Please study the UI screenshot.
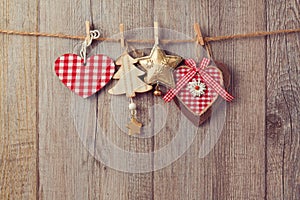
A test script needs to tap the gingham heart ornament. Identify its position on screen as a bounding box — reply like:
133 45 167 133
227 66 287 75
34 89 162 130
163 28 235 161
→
175 65 223 110
54 53 115 98
166 59 231 126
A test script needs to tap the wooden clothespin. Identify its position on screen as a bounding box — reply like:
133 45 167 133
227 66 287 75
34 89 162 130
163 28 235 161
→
194 23 205 46
85 21 91 44
119 23 125 48
194 23 212 58
154 21 159 45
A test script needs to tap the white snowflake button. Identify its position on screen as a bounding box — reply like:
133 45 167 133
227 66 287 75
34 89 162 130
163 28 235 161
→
187 78 206 97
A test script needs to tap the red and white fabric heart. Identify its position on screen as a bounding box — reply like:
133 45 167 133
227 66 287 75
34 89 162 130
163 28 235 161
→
54 54 115 98
163 58 234 116
54 26 115 98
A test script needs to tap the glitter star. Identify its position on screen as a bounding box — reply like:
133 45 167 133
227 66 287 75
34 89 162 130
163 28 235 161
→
138 46 182 88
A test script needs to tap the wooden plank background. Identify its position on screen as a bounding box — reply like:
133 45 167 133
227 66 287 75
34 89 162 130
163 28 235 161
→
0 0 299 199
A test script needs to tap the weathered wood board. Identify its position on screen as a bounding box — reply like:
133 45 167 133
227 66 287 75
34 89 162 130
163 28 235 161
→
0 0 38 199
0 0 299 199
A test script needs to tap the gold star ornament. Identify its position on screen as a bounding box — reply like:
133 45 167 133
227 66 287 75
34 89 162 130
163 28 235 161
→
126 117 142 135
138 46 182 88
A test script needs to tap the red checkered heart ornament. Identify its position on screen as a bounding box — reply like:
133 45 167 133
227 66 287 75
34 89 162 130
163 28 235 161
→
174 66 223 116
54 54 115 98
163 58 232 126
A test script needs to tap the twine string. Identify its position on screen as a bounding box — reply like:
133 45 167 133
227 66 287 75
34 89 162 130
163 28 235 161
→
79 30 100 63
0 28 299 44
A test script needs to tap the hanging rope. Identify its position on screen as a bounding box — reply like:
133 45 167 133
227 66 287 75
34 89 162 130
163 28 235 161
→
0 28 299 44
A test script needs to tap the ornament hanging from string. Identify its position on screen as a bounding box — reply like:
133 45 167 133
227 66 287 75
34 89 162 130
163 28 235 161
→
54 21 115 98
108 24 152 135
163 23 234 125
137 22 183 94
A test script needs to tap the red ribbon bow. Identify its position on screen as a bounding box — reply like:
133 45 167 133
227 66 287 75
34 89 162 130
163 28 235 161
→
163 58 234 102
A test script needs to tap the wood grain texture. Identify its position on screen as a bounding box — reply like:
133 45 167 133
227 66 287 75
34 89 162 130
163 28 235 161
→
152 1 214 200
152 0 266 199
38 0 154 199
0 0 299 199
0 0 38 199
209 0 267 199
93 1 154 199
38 1 98 199
266 0 300 199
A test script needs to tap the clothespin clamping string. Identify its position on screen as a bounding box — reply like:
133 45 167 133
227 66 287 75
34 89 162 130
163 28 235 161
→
80 21 100 64
194 23 212 59
119 23 125 49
